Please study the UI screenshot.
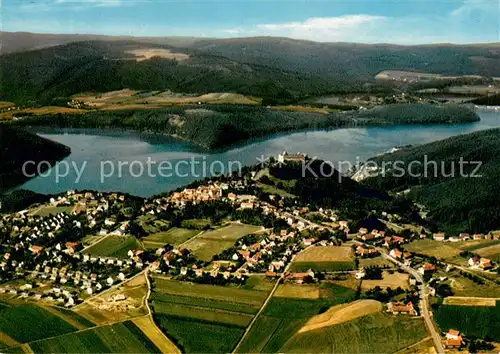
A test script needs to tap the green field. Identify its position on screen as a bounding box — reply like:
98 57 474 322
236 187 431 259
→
29 320 160 353
34 205 73 217
152 293 259 315
280 313 428 353
180 219 212 230
153 302 253 327
182 223 262 261
290 261 356 272
236 283 357 352
83 236 142 258
153 278 269 307
155 314 244 353
435 302 500 341
152 277 270 353
0 304 77 343
235 316 306 353
143 228 199 247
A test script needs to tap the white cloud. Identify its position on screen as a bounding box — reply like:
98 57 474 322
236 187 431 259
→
54 0 125 6
257 15 386 31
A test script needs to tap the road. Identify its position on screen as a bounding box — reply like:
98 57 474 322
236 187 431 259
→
378 251 445 354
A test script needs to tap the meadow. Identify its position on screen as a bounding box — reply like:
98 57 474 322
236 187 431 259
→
152 277 270 353
143 228 199 248
0 304 79 344
28 320 160 353
435 302 500 341
154 315 245 353
405 239 500 263
83 235 142 258
290 246 356 272
280 313 428 353
236 282 358 353
182 223 262 261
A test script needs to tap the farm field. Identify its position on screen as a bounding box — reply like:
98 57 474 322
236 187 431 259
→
183 223 262 261
33 205 73 217
435 301 500 341
361 271 410 290
132 316 181 354
152 278 268 313
236 282 358 353
405 239 500 263
290 246 356 272
274 284 321 299
39 305 96 330
152 277 270 353
0 303 79 344
83 235 142 258
28 320 160 353
72 90 261 109
143 228 199 248
443 296 498 306
154 314 245 353
280 313 428 353
394 338 435 354
404 239 462 259
447 274 500 297
475 244 500 262
297 300 383 333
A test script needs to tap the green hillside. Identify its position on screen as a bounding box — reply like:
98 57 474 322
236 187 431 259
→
0 41 332 105
1 36 500 105
360 128 500 233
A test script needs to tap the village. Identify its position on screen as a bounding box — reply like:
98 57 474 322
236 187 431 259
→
0 153 499 353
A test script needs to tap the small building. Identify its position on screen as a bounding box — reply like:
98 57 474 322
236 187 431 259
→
387 301 417 316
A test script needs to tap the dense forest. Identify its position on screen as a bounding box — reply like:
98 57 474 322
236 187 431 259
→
360 128 500 233
0 125 71 193
1 37 500 105
0 41 336 106
8 104 479 150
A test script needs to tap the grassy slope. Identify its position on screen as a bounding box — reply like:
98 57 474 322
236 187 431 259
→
280 313 427 353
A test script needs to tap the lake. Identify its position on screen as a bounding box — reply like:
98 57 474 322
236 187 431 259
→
18 108 500 197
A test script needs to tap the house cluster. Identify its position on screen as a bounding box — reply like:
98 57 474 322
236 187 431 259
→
467 255 493 270
355 245 379 258
429 232 500 242
387 301 418 316
170 183 226 204
357 228 387 241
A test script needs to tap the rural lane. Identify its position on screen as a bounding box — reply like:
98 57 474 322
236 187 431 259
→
379 252 445 354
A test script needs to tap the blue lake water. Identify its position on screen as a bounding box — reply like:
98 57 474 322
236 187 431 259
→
18 109 500 197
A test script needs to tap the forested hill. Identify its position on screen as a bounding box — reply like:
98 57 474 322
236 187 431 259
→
0 40 333 105
359 128 500 234
0 125 71 193
1 35 500 105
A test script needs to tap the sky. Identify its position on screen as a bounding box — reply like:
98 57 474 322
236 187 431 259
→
2 0 499 44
